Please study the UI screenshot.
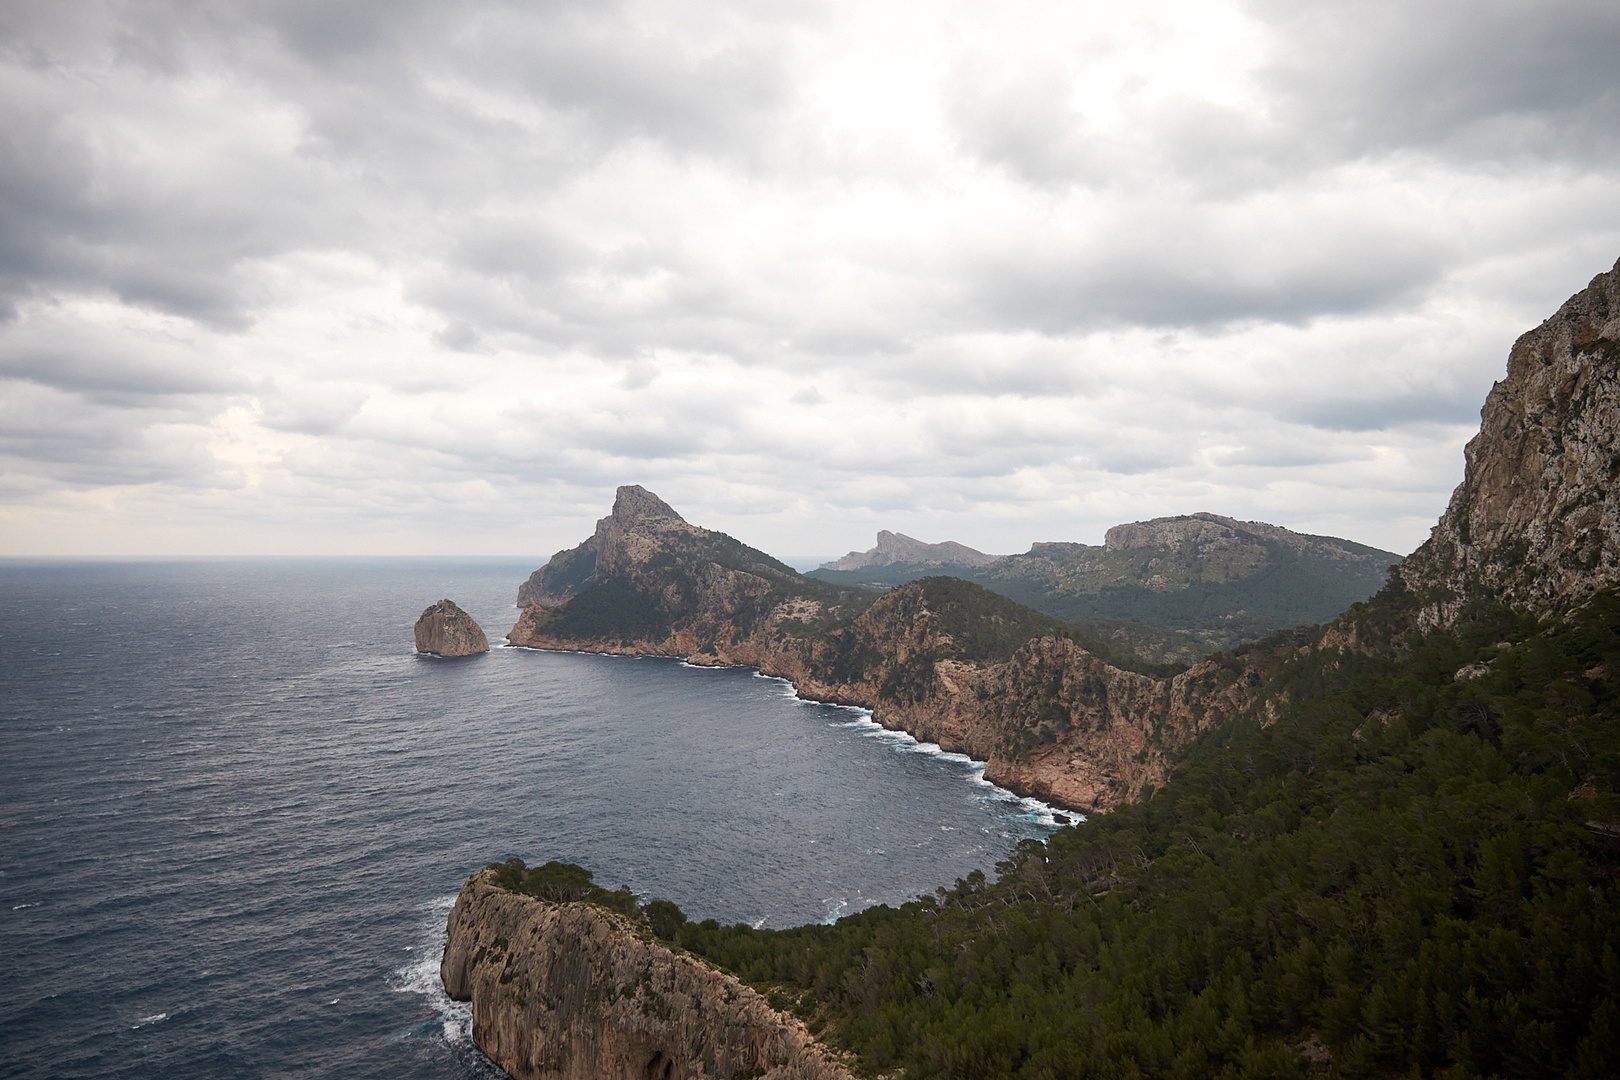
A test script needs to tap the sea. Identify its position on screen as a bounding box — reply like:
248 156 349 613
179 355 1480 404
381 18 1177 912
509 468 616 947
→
0 559 1065 1079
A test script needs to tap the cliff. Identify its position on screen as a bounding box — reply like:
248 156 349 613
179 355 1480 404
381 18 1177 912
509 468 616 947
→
1399 256 1620 626
441 870 852 1080
509 493 1263 812
414 599 489 657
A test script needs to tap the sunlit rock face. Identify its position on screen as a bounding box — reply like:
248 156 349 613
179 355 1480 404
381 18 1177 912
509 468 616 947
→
414 599 489 657
1400 257 1620 626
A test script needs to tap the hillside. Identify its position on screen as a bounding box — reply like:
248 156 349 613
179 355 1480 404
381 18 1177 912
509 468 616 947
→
508 489 1257 811
488 256 1620 1080
812 514 1401 664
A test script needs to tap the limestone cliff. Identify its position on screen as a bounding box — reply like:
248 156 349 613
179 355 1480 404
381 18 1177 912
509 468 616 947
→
1400 257 1620 626
415 599 489 657
441 871 852 1080
517 486 694 609
508 494 1264 812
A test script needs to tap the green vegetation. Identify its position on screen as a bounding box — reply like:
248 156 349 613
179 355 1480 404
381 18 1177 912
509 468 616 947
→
487 858 640 918
809 532 1401 664
877 577 1184 679
640 584 1620 1079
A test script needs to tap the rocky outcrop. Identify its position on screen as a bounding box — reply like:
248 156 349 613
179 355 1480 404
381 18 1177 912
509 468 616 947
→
821 531 997 572
415 599 489 657
441 871 852 1080
508 496 1266 812
1400 257 1620 626
517 486 693 609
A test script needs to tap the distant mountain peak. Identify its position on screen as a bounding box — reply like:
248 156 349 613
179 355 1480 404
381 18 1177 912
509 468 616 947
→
821 531 996 572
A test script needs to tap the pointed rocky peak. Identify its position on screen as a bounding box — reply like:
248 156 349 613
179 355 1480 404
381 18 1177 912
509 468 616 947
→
608 484 685 527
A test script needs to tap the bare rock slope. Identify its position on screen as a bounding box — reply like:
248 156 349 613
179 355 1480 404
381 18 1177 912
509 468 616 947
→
414 599 489 657
1400 256 1620 626
441 871 852 1080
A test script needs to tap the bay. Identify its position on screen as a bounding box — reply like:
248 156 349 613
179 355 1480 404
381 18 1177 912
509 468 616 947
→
0 559 1061 1078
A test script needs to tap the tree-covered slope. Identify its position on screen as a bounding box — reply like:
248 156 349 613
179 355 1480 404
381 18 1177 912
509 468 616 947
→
654 583 1620 1080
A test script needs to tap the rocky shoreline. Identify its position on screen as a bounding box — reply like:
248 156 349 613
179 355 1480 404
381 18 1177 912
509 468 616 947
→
442 870 853 1080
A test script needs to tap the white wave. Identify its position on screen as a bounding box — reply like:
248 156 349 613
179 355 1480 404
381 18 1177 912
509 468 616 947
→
132 1012 168 1029
393 893 472 1046
512 643 1082 829
12 903 35 910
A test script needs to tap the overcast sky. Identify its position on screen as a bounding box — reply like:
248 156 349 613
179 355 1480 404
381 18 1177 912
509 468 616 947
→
3 0 1618 562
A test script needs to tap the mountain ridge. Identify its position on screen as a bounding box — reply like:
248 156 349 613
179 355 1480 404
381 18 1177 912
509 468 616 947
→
811 512 1401 662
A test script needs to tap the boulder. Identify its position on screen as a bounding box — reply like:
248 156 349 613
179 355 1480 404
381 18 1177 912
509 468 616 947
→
414 599 489 657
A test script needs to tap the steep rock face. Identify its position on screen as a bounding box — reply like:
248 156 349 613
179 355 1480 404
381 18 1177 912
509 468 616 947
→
441 871 852 1080
821 531 997 571
517 486 692 609
414 599 489 657
1400 257 1620 626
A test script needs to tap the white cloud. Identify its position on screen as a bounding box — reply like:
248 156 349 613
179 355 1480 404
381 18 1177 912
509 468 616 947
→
1 0 1618 559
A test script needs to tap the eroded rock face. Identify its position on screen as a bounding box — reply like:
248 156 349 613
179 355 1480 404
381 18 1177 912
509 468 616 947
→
441 871 852 1080
517 485 692 609
1400 257 1620 626
414 599 489 657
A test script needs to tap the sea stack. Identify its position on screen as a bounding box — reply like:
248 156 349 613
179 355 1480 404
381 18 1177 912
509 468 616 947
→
414 599 489 657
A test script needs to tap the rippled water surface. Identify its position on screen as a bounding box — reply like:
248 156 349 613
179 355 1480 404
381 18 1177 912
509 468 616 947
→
0 559 1062 1078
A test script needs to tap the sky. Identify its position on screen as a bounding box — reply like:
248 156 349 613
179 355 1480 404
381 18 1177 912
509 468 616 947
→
2 0 1619 562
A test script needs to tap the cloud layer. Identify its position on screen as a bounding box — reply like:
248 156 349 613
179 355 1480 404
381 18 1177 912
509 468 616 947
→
3 0 1618 558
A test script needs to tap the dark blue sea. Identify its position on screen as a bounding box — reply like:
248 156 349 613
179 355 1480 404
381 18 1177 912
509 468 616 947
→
0 559 1064 1079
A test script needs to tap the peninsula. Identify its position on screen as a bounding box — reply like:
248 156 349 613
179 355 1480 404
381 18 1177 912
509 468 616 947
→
457 255 1620 1080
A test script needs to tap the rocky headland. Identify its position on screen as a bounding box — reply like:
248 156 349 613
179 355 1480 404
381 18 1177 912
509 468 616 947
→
442 870 852 1080
414 598 489 657
453 256 1620 1080
507 487 1267 812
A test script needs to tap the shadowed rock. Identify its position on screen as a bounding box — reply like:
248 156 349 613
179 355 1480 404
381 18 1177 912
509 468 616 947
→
414 599 489 657
1400 256 1620 626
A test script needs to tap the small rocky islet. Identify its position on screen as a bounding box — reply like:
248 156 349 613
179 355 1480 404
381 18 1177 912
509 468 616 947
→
413 598 488 657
